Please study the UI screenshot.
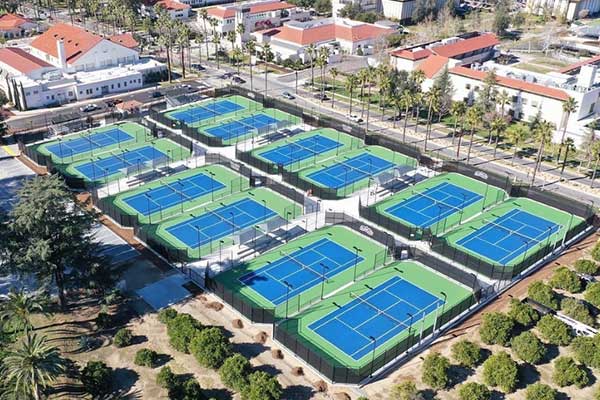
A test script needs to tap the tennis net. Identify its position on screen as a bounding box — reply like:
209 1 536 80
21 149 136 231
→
349 291 411 329
411 189 466 215
204 207 240 232
279 249 328 280
162 180 194 203
481 217 559 245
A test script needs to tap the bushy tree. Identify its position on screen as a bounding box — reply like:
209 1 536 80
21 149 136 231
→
528 281 559 310
242 371 282 400
81 361 112 397
158 308 178 324
458 382 491 400
574 259 599 275
482 351 518 393
571 335 600 368
421 352 450 390
156 366 177 389
182 378 203 399
591 241 600 262
584 282 600 307
525 383 557 400
134 349 159 368
508 299 539 327
511 331 546 364
561 297 595 326
451 340 482 368
479 312 514 346
536 315 573 346
113 328 133 348
550 267 583 293
219 353 252 392
166 313 203 353
190 327 232 369
553 356 589 388
390 380 419 400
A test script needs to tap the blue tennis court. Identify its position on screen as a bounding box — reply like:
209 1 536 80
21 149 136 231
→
385 182 482 228
307 153 395 189
46 128 134 158
170 100 243 124
456 209 561 265
166 198 277 248
123 172 226 216
205 114 279 140
259 135 342 166
238 238 363 305
75 146 168 180
309 276 443 360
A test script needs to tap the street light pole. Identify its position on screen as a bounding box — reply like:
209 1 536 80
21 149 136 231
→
369 335 377 377
352 246 362 281
319 262 329 300
284 280 292 319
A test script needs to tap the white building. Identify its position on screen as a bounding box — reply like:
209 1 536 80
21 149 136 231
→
254 18 395 62
203 0 309 42
0 23 165 110
526 0 600 21
141 0 191 19
0 13 38 39
332 0 445 21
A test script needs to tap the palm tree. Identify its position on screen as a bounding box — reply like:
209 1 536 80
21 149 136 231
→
497 90 510 119
560 137 576 179
491 115 507 158
236 23 245 44
245 39 256 90
199 8 210 59
176 23 191 79
212 35 221 69
450 101 466 144
196 32 205 63
357 68 369 117
531 120 555 186
261 44 274 93
400 90 413 143
306 44 317 88
0 289 48 333
329 67 339 108
157 35 172 83
226 30 236 58
412 92 423 135
1 333 66 400
379 69 392 122
209 17 219 65
345 75 358 115
557 96 578 164
424 87 441 150
465 106 483 162
392 94 403 129
317 47 329 101
505 123 528 165
232 46 243 75
590 140 600 188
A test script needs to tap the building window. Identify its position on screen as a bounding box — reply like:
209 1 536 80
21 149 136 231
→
68 91 73 96
521 98 527 105
590 102 595 114
531 101 538 108
465 84 471 90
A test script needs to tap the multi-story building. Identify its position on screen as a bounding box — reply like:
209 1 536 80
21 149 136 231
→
141 0 191 20
526 0 600 21
332 0 445 21
0 23 164 110
0 13 39 39
203 0 309 42
254 18 395 62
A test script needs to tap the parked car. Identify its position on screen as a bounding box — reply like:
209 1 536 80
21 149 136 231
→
80 103 99 112
151 91 163 98
282 91 295 100
314 93 329 101
348 114 363 123
232 76 246 84
220 72 234 79
191 63 205 71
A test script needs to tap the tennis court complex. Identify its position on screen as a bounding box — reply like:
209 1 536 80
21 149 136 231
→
250 128 362 172
277 262 473 369
214 225 389 317
62 139 190 183
149 188 302 260
297 146 416 197
106 165 247 224
440 197 583 267
34 122 150 163
165 95 261 127
372 173 507 236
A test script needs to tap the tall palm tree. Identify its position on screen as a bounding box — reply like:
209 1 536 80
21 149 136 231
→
560 137 576 179
590 140 600 188
505 123 528 165
226 30 236 58
212 34 221 69
531 120 555 186
245 39 256 90
231 46 243 75
379 69 392 122
345 75 358 115
465 106 483 162
412 92 423 135
450 101 466 144
236 23 245 44
199 8 210 59
157 35 172 83
317 47 329 101
306 44 317 88
261 44 274 93
209 17 219 65
400 90 413 143
0 289 48 333
424 87 441 150
491 115 507 158
557 96 578 163
392 94 403 129
357 68 369 117
1 333 66 400
196 32 205 64
496 90 511 119
176 23 191 79
329 67 339 108
365 67 377 126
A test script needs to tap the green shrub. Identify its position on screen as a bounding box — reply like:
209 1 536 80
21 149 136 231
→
421 352 450 390
574 259 599 275
134 348 159 368
536 315 573 346
182 378 203 399
525 383 557 400
242 371 282 400
508 298 539 327
479 312 514 346
458 382 491 400
561 297 595 326
571 335 600 368
158 308 178 324
451 340 482 368
390 381 419 400
156 366 177 389
95 312 113 330
166 313 203 353
552 356 589 388
81 361 112 396
113 328 133 348
190 327 232 369
584 282 600 308
511 331 546 364
550 267 582 293
528 281 559 310
219 353 251 392
591 241 600 262
482 351 518 393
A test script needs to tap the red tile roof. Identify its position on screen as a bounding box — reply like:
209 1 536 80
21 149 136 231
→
207 1 294 19
0 14 32 30
0 47 52 73
108 33 138 49
449 66 569 101
559 54 600 74
431 33 499 58
156 0 190 10
417 55 448 78
273 20 393 45
390 48 432 60
30 23 103 63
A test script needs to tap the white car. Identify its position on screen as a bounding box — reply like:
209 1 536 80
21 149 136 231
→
80 104 99 112
348 114 363 123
